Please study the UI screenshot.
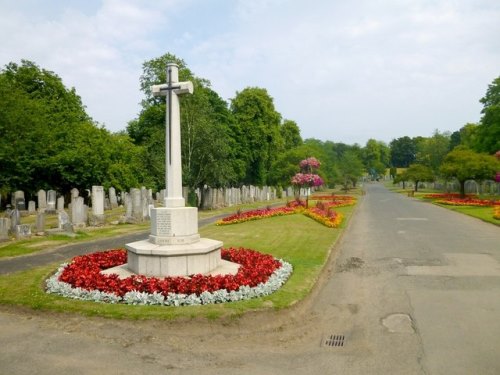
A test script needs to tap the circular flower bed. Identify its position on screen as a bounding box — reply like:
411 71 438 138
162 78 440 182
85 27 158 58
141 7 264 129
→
46 248 292 306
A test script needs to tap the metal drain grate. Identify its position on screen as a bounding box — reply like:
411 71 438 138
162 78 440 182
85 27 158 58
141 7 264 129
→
324 334 345 347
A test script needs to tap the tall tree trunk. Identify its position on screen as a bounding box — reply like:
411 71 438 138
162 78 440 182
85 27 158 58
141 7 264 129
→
460 180 466 198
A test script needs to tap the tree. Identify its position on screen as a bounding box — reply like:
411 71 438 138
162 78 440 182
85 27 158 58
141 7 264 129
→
440 147 499 197
475 76 500 153
415 130 451 173
393 172 409 190
362 139 389 179
230 87 283 185
280 119 303 150
450 123 478 150
0 60 142 194
390 136 417 167
338 150 364 190
404 164 434 192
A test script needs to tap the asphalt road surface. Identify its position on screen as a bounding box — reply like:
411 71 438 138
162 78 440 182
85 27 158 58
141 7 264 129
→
0 183 499 374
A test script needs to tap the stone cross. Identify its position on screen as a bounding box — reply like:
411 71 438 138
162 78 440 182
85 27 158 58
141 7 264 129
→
151 63 193 208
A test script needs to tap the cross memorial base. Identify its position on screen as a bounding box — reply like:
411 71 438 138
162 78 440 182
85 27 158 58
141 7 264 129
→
119 207 239 278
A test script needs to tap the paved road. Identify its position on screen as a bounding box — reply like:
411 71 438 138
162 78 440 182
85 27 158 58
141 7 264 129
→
0 184 499 374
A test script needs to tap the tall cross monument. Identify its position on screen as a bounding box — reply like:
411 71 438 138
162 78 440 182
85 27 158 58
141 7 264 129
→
152 63 192 208
123 63 239 278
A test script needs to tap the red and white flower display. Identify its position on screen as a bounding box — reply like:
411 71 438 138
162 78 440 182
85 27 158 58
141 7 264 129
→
46 248 293 306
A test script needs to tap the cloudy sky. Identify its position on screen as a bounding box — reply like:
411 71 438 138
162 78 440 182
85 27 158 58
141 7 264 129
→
1 0 499 145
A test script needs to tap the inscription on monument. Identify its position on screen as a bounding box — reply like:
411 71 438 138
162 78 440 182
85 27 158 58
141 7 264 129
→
156 211 172 236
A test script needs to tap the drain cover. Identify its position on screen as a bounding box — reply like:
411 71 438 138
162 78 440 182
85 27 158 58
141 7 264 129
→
324 334 345 347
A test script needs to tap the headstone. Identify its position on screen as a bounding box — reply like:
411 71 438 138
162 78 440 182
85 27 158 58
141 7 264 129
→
130 188 142 221
15 224 31 240
57 196 65 211
36 210 45 234
12 191 25 208
104 198 111 211
10 209 20 233
109 187 118 209
70 188 79 203
90 186 105 225
0 218 10 240
28 200 36 214
71 197 86 227
15 197 26 211
123 193 133 222
46 190 57 212
141 187 149 220
58 210 71 230
37 189 47 211
91 186 105 215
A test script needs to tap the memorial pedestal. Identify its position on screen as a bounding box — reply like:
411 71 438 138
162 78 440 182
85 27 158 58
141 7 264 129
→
122 207 239 278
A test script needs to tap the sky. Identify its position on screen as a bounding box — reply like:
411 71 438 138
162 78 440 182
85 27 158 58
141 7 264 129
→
0 0 499 145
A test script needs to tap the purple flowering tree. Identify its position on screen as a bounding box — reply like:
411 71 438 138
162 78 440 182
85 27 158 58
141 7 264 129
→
291 157 323 208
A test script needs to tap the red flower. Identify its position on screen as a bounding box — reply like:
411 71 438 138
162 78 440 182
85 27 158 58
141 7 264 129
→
58 248 281 297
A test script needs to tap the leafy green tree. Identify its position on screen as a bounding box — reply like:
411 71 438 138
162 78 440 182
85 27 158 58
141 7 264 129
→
338 150 364 190
230 87 283 185
404 164 434 192
450 123 478 150
440 147 499 197
0 60 149 195
415 130 451 173
362 139 389 179
280 119 303 150
390 136 417 167
475 76 500 153
393 171 409 190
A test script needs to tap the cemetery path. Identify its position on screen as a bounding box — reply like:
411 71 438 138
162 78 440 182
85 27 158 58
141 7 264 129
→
1 184 500 374
0 214 227 275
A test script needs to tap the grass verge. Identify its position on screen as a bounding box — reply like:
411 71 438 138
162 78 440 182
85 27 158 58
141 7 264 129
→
432 204 500 226
0 205 355 320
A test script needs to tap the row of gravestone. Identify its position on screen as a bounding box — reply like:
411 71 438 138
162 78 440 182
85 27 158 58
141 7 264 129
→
0 187 120 214
0 184 297 241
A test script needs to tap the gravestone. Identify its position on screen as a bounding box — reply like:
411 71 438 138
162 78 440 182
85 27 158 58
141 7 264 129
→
109 187 118 209
10 209 20 233
123 63 238 278
15 197 26 211
91 186 105 225
46 190 57 212
130 188 142 222
123 193 134 223
37 189 47 211
28 201 36 214
15 224 31 240
91 186 104 215
141 187 149 220
70 188 79 203
13 191 25 208
36 210 45 234
71 197 87 227
0 218 10 240
58 210 72 231
57 196 64 211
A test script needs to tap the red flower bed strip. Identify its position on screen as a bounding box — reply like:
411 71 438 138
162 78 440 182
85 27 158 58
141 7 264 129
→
217 206 296 225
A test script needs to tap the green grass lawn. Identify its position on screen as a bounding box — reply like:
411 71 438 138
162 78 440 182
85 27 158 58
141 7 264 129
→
0 204 355 320
432 204 500 226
